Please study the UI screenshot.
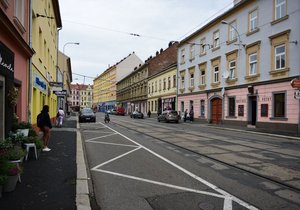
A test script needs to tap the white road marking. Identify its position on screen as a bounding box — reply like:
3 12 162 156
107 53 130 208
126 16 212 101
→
86 141 139 148
82 130 114 133
85 133 117 141
90 122 259 210
91 146 141 170
95 169 225 199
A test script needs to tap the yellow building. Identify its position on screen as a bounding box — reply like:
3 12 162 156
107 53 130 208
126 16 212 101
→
31 0 62 125
80 84 93 109
147 64 177 115
93 52 143 112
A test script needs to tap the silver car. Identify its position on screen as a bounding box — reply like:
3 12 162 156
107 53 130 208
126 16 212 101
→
157 110 180 123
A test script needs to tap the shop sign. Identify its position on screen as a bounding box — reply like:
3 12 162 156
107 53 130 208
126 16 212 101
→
294 90 300 100
0 42 14 77
34 73 47 92
53 90 67 96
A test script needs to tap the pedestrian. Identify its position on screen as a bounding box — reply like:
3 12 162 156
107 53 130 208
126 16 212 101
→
39 105 52 152
184 109 188 122
147 110 151 118
189 108 194 122
56 107 65 128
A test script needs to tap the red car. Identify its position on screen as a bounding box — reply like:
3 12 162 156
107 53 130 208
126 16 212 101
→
116 107 125 116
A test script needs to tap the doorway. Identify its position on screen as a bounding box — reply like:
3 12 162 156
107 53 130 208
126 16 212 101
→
248 96 257 125
211 98 222 124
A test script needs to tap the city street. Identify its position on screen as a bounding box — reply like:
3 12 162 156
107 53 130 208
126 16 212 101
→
79 113 300 210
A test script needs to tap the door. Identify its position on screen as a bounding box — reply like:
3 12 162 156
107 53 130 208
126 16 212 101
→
211 98 222 124
249 96 257 125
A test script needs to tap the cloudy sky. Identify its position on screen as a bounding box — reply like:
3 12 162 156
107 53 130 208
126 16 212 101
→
58 0 233 84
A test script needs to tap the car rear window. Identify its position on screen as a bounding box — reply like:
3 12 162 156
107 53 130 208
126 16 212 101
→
170 111 178 115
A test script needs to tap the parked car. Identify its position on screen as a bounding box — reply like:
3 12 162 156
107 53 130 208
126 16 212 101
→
116 107 125 116
79 108 96 123
110 109 117 115
157 110 180 123
130 111 144 119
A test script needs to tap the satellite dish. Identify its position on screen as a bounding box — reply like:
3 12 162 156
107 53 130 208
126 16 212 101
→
222 70 229 79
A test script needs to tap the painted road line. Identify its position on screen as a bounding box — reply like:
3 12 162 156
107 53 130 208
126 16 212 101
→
86 141 139 148
91 146 141 170
85 133 117 141
95 169 225 199
99 122 259 210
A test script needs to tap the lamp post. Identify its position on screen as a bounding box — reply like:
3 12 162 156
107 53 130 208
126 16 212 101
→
62 42 79 114
221 20 243 50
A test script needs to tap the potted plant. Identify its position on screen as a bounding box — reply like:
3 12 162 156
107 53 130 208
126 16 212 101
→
2 162 21 192
16 122 32 137
0 174 8 198
5 146 26 162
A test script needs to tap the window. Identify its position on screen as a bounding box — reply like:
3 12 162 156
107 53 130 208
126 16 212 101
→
275 45 285 70
228 97 235 117
181 101 184 113
159 79 162 91
273 92 285 117
181 76 185 88
151 82 154 93
200 100 205 117
155 81 157 92
229 21 237 41
213 30 220 48
180 49 185 63
249 10 258 32
249 53 257 75
200 38 206 55
229 60 236 79
163 78 166 90
190 73 194 87
189 44 195 60
200 70 205 85
173 75 176 88
214 66 219 83
15 0 25 25
275 0 286 20
168 77 171 89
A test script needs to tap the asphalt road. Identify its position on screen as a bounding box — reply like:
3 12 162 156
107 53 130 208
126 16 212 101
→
80 113 300 210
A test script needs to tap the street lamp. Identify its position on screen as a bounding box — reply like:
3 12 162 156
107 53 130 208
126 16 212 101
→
221 20 244 50
63 42 80 54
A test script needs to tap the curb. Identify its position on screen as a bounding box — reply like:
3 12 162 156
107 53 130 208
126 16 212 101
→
76 119 91 210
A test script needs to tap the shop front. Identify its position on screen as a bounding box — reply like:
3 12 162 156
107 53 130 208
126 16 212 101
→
0 41 15 139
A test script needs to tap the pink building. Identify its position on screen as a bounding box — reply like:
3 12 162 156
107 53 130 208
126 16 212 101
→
0 0 34 138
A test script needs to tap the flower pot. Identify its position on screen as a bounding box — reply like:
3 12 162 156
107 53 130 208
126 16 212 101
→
3 175 18 192
17 129 29 137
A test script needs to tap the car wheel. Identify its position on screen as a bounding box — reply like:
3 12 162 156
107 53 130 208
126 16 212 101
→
158 118 160 122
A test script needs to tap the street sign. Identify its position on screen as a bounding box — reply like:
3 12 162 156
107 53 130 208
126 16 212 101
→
294 90 300 100
291 79 300 88
49 82 63 87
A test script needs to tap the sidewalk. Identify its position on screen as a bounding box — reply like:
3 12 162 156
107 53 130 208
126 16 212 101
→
0 117 80 210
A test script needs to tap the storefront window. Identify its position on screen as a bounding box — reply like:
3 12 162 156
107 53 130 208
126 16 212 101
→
228 97 235 117
200 100 205 117
273 92 285 117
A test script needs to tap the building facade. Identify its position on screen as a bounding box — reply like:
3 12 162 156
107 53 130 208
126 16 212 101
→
177 0 300 133
80 84 93 109
116 63 148 115
0 0 34 138
147 63 177 115
31 0 62 126
93 52 143 112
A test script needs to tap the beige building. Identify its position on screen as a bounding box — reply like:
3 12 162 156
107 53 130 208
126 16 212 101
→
93 52 143 112
80 84 93 109
147 63 177 115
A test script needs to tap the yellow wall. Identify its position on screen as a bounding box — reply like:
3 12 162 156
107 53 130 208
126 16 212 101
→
31 0 60 123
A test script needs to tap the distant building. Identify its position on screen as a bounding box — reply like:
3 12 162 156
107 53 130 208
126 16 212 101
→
93 52 143 112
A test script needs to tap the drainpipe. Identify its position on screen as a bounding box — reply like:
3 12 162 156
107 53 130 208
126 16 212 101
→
28 0 33 124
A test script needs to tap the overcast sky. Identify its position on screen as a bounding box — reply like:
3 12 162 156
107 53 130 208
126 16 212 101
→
58 0 233 85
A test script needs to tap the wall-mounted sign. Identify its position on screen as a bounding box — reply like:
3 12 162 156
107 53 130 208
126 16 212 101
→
49 82 63 87
53 90 67 96
294 90 300 100
291 79 300 89
33 72 47 93
0 42 14 79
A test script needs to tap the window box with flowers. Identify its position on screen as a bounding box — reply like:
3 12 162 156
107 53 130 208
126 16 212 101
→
2 162 22 192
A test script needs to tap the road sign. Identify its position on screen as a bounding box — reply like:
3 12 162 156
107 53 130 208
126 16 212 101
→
294 90 300 100
291 79 300 88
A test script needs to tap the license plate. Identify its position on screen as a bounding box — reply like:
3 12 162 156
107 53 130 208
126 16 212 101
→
86 118 90 120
